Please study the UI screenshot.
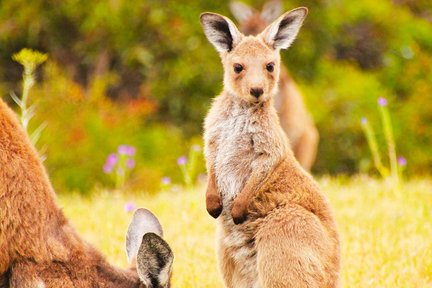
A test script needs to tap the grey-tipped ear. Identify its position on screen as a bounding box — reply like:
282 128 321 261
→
260 7 308 50
200 12 242 53
261 0 283 23
229 1 255 23
126 208 163 264
137 233 174 288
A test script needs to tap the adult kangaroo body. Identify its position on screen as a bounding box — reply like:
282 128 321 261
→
0 99 173 287
200 8 340 287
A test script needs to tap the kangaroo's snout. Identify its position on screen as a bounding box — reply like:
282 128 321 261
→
250 87 264 98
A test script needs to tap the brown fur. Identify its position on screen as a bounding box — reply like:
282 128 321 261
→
201 8 340 287
0 99 172 287
230 0 319 171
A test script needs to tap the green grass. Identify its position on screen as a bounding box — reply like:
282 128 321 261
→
58 177 432 287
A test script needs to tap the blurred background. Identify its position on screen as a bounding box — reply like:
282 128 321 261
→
0 0 431 194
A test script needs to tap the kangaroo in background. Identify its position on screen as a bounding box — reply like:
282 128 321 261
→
201 7 340 287
229 0 319 171
0 98 173 288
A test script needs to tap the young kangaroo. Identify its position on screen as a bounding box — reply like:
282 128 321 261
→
201 8 340 288
229 0 319 171
0 98 173 288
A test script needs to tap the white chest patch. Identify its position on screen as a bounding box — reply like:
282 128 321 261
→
214 106 260 208
213 105 263 285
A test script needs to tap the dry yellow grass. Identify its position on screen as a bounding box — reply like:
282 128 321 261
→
59 176 432 287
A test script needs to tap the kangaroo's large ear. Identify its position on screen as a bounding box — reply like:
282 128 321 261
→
126 209 173 287
200 12 242 53
126 208 163 263
261 0 283 23
260 7 308 50
229 1 255 23
137 233 173 288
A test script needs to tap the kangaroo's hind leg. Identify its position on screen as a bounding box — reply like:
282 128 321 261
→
255 205 337 288
216 236 237 288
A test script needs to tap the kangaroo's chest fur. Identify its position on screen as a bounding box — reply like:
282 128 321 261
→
208 95 286 207
215 104 258 206
204 93 289 284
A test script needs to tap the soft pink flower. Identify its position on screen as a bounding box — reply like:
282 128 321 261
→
103 163 113 174
118 145 136 156
126 159 136 169
161 176 171 185
398 156 407 167
177 156 187 166
378 97 388 107
107 153 118 166
124 202 136 213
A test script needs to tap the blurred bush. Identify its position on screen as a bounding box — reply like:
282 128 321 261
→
0 0 431 192
31 61 190 193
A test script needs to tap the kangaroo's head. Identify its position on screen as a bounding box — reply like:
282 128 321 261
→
126 208 173 288
200 7 307 104
230 0 283 36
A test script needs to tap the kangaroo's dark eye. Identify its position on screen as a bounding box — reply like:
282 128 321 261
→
266 62 275 72
233 63 244 74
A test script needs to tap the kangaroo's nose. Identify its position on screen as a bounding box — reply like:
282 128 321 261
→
250 88 264 98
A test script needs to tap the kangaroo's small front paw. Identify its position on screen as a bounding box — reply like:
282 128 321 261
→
206 194 223 219
231 201 248 225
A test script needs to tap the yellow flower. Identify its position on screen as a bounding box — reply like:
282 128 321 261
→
12 48 48 74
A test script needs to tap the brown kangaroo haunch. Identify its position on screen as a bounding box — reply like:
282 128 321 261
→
0 99 173 288
230 0 319 171
201 7 340 287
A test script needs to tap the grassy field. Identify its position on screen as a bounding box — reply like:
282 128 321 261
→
59 176 432 287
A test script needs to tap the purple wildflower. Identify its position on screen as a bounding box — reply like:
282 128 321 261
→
177 156 187 166
124 202 136 213
161 176 171 185
103 163 113 174
127 146 136 156
398 156 407 167
118 145 136 156
126 158 136 169
378 97 388 107
103 153 118 173
107 153 118 166
361 117 368 125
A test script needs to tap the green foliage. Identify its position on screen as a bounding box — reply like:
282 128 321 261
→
28 61 193 193
378 99 399 183
11 48 48 158
176 144 204 188
361 98 407 186
360 118 389 178
0 0 431 192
